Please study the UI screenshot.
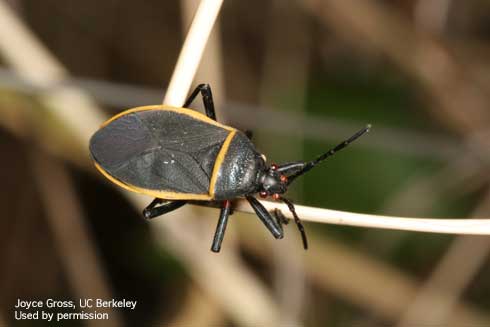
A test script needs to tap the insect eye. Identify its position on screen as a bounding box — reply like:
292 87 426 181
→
272 193 280 200
270 163 278 171
259 191 268 198
280 175 288 183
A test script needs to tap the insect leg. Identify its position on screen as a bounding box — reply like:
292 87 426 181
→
183 83 217 121
271 208 289 233
246 196 283 239
280 197 308 250
183 85 202 107
211 200 232 253
143 199 187 219
144 197 165 211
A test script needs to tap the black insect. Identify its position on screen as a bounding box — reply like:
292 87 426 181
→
89 84 370 252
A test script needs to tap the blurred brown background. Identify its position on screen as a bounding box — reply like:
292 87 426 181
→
0 0 490 326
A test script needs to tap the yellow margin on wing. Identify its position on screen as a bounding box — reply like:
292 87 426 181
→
94 104 237 200
209 130 236 198
94 162 213 200
100 104 235 132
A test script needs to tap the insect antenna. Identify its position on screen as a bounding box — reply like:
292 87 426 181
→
287 124 371 185
280 196 308 250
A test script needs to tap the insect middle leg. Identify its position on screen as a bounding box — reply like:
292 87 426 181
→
211 200 232 253
184 83 217 121
143 198 187 219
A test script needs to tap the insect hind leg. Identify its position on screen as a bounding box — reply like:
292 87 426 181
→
143 199 187 219
183 84 217 121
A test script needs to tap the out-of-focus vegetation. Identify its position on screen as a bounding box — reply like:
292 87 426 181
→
0 1 489 326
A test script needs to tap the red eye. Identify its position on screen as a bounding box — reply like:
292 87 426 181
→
259 191 267 198
271 163 278 171
272 193 280 200
280 175 288 183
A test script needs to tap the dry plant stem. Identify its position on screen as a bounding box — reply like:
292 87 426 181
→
164 0 224 106
31 151 122 327
178 0 230 251
156 1 276 325
180 0 227 122
161 3 229 326
161 0 280 325
232 200 490 234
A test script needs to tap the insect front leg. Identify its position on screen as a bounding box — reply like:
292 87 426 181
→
211 200 232 253
279 197 308 250
246 196 283 239
183 83 217 121
143 199 187 219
